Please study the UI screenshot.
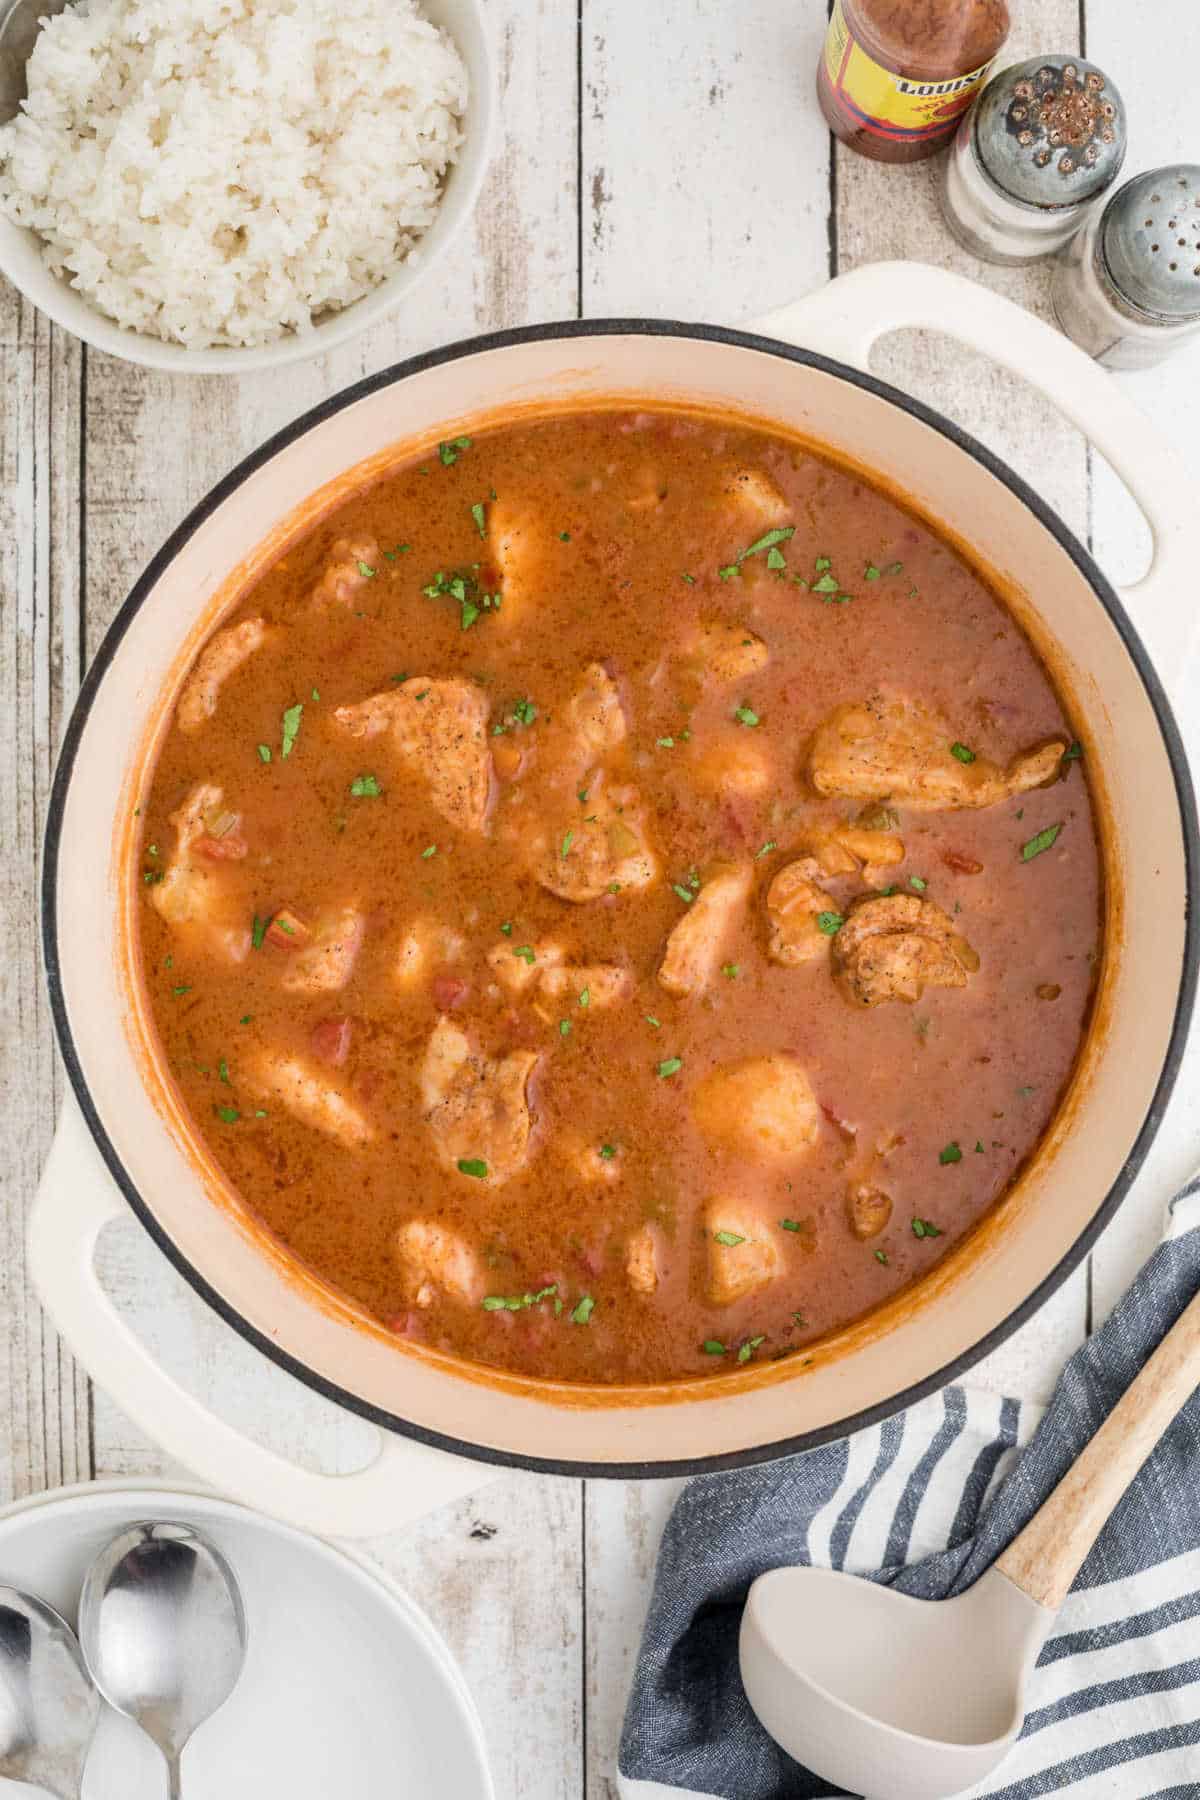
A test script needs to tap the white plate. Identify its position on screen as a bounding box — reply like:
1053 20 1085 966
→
0 1481 493 1799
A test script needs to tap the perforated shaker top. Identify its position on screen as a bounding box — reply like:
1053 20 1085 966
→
1102 167 1200 321
974 56 1125 210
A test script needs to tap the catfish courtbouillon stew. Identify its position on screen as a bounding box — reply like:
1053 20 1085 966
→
135 405 1102 1386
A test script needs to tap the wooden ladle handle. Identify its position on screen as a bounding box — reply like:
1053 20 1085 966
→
996 1287 1200 1612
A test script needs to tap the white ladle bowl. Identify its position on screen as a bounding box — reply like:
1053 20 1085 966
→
740 1283 1200 1799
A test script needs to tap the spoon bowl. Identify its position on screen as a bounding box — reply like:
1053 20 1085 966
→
740 1563 1051 1800
0 1585 99 1800
79 1522 247 1796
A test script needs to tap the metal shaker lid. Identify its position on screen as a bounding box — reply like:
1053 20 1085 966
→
973 57 1125 210
1101 167 1200 322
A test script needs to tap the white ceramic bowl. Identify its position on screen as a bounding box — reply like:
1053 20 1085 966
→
0 0 495 374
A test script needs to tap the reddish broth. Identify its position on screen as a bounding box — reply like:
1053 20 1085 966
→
135 406 1102 1384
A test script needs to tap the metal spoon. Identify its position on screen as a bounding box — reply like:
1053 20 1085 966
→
0 0 67 124
0 1586 99 1800
78 1523 247 1800
740 1285 1200 1799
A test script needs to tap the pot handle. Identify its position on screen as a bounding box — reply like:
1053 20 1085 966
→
29 1094 497 1539
750 260 1197 680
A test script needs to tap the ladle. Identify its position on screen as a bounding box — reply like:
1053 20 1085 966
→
740 1287 1200 1799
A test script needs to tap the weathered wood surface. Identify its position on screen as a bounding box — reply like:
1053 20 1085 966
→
1 1 1197 1794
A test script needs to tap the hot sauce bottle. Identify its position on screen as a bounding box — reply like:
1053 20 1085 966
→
818 0 1011 164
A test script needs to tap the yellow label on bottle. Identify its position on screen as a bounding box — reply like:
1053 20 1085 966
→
823 0 993 143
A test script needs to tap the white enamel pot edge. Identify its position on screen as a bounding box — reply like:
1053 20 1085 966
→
34 262 1200 1535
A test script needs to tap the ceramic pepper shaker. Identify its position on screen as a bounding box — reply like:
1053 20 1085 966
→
1052 166 1200 368
941 56 1126 264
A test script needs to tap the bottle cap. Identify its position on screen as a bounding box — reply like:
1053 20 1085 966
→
1101 167 1200 322
973 57 1125 211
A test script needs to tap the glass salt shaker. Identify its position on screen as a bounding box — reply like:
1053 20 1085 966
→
941 56 1126 265
1052 166 1200 369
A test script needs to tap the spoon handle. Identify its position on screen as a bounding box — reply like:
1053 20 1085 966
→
165 1748 183 1799
996 1285 1200 1611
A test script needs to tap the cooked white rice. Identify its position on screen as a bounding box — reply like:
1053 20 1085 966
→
0 0 468 347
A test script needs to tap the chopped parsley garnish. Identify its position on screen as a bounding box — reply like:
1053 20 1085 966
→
471 501 487 537
218 1058 230 1085
721 963 740 979
950 742 976 764
912 1217 943 1239
766 546 787 571
645 1014 661 1029
737 1335 766 1364
438 436 472 466
733 703 759 727
457 1158 488 1179
560 830 574 859
356 560 376 579
1063 741 1083 762
939 1142 963 1165
703 1340 726 1356
755 839 777 859
579 987 590 1007
672 882 695 905
514 944 536 964
1021 823 1062 861
714 1230 745 1247
571 1295 595 1325
391 671 411 684
874 1249 889 1265
172 984 192 997
657 1056 683 1079
216 1105 240 1124
281 701 303 758
423 567 497 632
817 910 844 935
865 563 881 580
812 572 840 594
383 543 411 560
717 564 741 581
251 915 267 951
421 844 438 859
511 698 537 727
559 530 571 542
482 1284 556 1313
910 875 927 892
739 525 795 562
559 1020 572 1037
577 787 589 803
780 1218 803 1232
599 1142 616 1159
349 774 382 798
257 744 272 763
239 1014 252 1024
656 735 675 748
681 572 696 584
143 869 165 885
500 921 513 936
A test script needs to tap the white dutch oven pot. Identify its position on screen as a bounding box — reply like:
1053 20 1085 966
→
33 263 1199 1537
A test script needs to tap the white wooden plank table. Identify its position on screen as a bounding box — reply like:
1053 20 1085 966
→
3 4 1199 1795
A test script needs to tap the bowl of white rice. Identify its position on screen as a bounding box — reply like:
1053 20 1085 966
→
0 0 494 371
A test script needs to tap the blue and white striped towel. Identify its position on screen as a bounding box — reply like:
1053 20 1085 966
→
619 1181 1200 1799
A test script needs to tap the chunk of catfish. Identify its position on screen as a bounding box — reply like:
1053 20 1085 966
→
684 622 769 685
420 1017 538 1186
311 535 380 608
834 893 979 1007
690 735 771 796
245 1050 374 1147
704 1200 780 1305
626 1224 660 1296
693 1055 819 1161
809 693 1065 811
488 497 551 624
177 619 269 733
721 467 789 529
808 825 905 879
394 1220 484 1309
334 678 492 833
765 858 838 967
280 905 365 994
395 918 467 990
532 787 658 903
564 662 628 758
846 1183 893 1241
658 863 752 996
149 783 250 962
